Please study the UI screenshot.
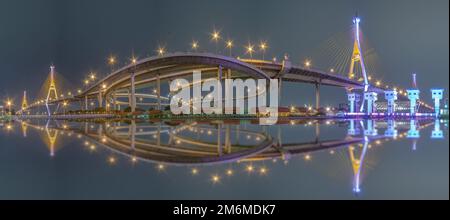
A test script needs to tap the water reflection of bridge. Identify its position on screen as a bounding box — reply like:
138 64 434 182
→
15 118 437 194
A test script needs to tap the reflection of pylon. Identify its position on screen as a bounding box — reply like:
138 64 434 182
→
348 138 369 194
21 122 28 137
22 90 28 110
46 65 58 116
46 127 58 157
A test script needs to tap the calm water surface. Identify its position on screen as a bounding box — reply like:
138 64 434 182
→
0 118 448 199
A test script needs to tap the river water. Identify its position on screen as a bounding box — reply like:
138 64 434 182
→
0 118 448 199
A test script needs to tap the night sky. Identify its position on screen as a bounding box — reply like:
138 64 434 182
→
0 0 448 107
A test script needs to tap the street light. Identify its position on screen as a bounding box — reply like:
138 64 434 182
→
89 72 96 81
304 60 311 68
157 47 165 56
245 43 255 58
225 40 233 56
108 55 116 72
211 30 221 53
191 41 199 51
259 42 268 60
131 56 138 64
63 102 68 114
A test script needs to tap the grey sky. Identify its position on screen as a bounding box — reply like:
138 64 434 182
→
0 0 448 106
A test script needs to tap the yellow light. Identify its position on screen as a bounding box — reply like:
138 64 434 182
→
102 84 107 89
259 42 267 51
157 47 165 56
305 60 311 68
108 157 116 164
245 44 254 57
89 73 96 80
211 30 220 41
131 157 138 163
226 169 233 176
330 68 335 73
304 154 311 161
157 164 165 170
108 56 116 65
376 81 381 86
211 175 220 183
84 79 90 85
259 167 268 175
246 165 254 172
191 41 199 50
77 89 82 94
131 57 137 64
191 168 199 175
226 40 233 48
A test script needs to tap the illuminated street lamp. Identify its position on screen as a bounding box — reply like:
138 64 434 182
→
191 41 199 51
304 60 311 68
225 40 233 56
259 41 268 60
62 101 68 114
156 47 165 56
211 29 221 53
108 55 116 72
245 43 255 58
89 72 96 81
131 56 138 65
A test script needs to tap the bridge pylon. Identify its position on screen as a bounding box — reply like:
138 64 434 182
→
348 15 370 113
348 136 369 194
45 65 59 116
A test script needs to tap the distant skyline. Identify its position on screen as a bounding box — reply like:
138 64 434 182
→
0 0 448 107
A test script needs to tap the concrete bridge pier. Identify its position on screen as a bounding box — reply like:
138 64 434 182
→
431 89 444 117
84 96 88 111
98 92 103 109
130 71 136 112
315 82 320 110
347 93 361 113
384 90 398 115
364 92 378 115
157 74 161 110
407 89 420 115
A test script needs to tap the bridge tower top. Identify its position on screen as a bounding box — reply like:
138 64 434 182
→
50 65 56 88
349 15 369 92
46 65 58 103
21 90 28 110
